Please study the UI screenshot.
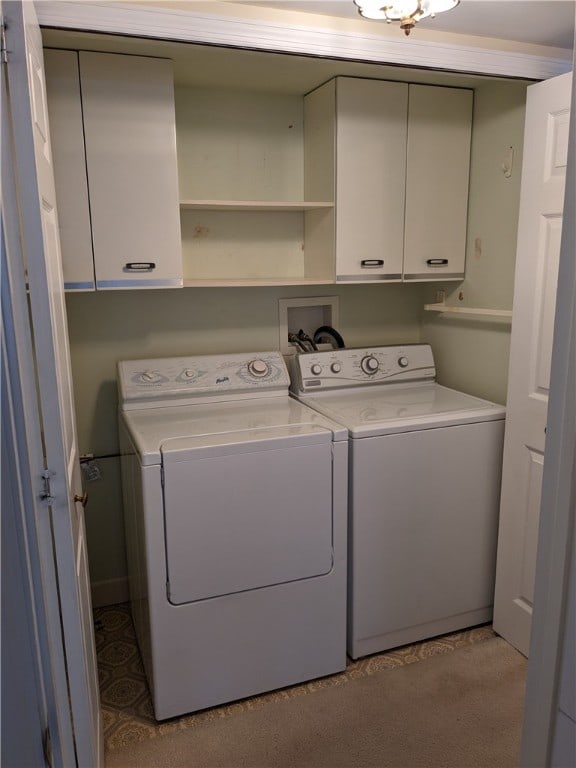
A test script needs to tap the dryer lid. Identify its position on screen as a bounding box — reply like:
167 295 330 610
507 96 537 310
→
121 396 346 465
161 424 333 461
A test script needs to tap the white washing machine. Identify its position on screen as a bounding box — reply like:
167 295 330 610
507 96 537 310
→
118 351 348 720
290 344 505 660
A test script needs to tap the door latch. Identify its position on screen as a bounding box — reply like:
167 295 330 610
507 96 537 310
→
40 470 55 504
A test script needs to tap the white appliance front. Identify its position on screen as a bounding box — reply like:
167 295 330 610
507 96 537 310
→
348 420 504 658
290 344 505 659
119 351 347 719
161 429 334 604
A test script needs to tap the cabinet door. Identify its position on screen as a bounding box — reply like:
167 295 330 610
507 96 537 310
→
44 50 95 291
336 78 407 282
403 85 472 281
79 52 182 289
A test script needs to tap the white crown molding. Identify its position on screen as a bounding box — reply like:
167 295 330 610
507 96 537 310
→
36 1 572 80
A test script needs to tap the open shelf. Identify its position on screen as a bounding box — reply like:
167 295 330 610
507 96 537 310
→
424 302 513 319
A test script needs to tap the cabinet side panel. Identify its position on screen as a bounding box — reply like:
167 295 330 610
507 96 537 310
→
44 49 95 290
80 52 182 287
403 85 472 280
304 81 336 280
304 80 335 202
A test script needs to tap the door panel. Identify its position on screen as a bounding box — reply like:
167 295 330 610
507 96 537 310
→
534 216 562 393
493 72 571 656
4 2 102 764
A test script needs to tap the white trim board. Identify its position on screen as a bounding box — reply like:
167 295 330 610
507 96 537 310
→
37 2 571 81
91 577 130 608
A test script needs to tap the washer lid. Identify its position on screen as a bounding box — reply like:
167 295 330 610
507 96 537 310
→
299 383 506 437
122 396 346 464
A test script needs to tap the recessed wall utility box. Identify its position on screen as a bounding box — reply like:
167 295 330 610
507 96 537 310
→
279 296 339 356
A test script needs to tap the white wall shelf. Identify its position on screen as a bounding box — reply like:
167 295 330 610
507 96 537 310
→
424 302 513 318
180 200 333 211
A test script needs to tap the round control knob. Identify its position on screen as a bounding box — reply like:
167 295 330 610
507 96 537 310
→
398 356 409 368
330 362 342 374
247 359 270 378
183 368 195 378
311 363 322 376
361 356 380 375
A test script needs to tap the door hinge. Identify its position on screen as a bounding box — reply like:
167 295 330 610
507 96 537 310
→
1 18 8 65
43 726 53 768
40 470 55 504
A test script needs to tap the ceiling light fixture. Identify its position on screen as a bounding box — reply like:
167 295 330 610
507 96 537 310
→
354 0 460 36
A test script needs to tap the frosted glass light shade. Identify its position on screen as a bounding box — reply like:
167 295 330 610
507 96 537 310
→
354 0 459 33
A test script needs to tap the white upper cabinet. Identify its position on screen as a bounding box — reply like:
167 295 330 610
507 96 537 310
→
403 85 473 282
329 77 408 282
336 78 408 282
45 49 183 290
304 77 472 283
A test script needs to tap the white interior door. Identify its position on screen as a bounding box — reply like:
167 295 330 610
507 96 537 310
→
3 2 102 764
493 71 572 656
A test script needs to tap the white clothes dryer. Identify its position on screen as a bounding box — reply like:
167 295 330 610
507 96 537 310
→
118 351 347 719
290 344 505 660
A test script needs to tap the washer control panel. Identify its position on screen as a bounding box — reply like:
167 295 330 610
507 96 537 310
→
119 351 289 408
290 345 436 394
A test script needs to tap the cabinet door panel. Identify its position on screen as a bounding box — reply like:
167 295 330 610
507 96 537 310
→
79 52 182 288
44 49 95 291
403 85 472 281
336 78 407 282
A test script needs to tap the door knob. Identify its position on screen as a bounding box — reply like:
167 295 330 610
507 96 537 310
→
74 492 89 508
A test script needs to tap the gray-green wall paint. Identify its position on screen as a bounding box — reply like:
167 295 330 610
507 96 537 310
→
66 77 528 602
421 79 528 405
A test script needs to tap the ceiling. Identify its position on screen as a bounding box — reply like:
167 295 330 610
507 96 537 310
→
233 0 575 50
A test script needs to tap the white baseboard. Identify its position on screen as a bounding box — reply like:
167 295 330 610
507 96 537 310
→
91 577 129 608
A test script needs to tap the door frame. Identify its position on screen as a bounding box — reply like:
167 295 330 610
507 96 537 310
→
1 76 76 767
23 1 576 762
520 61 576 767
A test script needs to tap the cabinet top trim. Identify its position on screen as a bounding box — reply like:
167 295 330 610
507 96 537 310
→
37 2 571 81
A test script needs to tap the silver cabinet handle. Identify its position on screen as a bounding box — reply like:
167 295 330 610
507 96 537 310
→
124 262 157 271
426 259 449 266
361 259 384 268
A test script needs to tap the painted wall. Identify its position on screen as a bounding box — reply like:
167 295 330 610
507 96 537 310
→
421 78 528 405
65 77 528 604
67 283 425 602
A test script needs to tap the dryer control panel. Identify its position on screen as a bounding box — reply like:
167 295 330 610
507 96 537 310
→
290 344 436 394
119 351 290 409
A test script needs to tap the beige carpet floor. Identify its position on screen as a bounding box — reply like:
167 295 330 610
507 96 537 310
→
105 636 526 768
